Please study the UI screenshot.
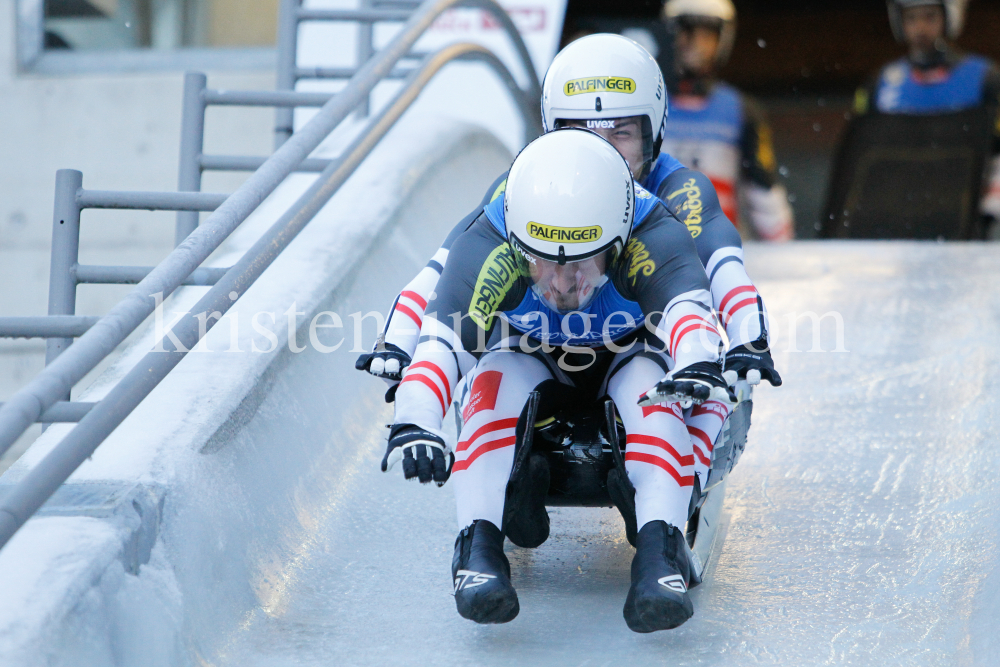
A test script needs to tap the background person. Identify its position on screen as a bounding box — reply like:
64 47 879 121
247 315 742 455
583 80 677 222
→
852 0 1000 235
660 0 794 241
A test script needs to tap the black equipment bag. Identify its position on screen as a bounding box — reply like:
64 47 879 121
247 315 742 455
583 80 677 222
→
821 107 992 240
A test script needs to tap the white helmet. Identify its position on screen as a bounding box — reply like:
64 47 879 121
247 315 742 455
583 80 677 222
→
504 129 635 312
662 0 737 67
541 34 667 179
887 0 966 42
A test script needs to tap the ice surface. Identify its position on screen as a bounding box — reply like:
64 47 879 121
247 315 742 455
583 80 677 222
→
207 242 1000 667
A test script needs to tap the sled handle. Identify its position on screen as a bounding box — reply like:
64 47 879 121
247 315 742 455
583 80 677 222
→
604 400 626 472
510 391 540 485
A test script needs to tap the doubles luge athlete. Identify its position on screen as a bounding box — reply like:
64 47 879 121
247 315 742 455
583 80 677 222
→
384 129 733 631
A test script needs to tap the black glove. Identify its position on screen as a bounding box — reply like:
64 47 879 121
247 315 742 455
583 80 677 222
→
355 341 411 381
356 342 412 402
725 336 782 387
638 361 736 408
382 424 454 486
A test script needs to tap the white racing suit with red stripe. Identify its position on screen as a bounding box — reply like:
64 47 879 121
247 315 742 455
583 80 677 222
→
392 188 728 531
643 155 771 351
376 163 772 379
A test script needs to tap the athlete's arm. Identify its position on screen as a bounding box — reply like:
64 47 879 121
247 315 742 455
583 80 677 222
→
619 206 735 404
656 168 772 350
616 205 723 374
357 172 508 384
656 166 739 265
392 216 524 437
738 98 794 241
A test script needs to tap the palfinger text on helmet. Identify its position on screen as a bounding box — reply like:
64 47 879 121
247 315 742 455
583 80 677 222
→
563 76 636 96
527 222 603 243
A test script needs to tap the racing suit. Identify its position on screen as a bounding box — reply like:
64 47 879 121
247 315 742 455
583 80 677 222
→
391 188 727 530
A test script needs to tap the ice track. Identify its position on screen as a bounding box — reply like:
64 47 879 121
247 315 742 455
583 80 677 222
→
208 242 1000 666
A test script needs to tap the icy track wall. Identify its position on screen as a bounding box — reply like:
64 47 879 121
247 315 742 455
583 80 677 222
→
0 116 512 667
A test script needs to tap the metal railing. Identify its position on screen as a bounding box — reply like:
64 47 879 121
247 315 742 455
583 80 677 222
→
177 0 539 243
275 0 444 148
0 0 541 551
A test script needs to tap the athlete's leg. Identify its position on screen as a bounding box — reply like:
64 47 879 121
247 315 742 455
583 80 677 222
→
685 398 731 490
452 349 553 530
451 349 552 624
607 351 698 632
606 353 695 530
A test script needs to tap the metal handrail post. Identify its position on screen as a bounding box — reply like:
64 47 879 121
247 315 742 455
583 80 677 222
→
45 170 82 373
356 0 375 118
16 0 45 71
175 72 208 247
274 0 301 149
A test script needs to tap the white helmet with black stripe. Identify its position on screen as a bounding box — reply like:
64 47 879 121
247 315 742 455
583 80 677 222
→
541 33 667 180
504 129 635 312
662 0 737 67
887 0 966 42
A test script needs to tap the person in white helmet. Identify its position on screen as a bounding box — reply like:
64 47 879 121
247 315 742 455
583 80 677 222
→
539 33 781 395
384 129 731 631
660 0 794 242
359 34 782 409
853 0 1000 230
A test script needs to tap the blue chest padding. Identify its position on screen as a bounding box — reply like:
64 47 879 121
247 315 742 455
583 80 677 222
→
662 83 743 146
641 153 687 199
481 185 660 346
876 56 990 114
504 283 645 347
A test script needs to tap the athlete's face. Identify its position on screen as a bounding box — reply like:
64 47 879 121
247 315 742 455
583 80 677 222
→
902 4 946 57
527 253 607 312
563 117 645 177
676 24 721 78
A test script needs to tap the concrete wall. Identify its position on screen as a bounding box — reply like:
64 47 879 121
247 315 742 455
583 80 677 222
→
0 0 277 470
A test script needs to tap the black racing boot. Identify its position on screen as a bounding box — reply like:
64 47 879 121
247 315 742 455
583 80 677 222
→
452 520 519 624
623 520 695 633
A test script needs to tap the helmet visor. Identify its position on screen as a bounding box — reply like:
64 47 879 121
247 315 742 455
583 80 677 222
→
554 115 654 180
520 249 611 312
